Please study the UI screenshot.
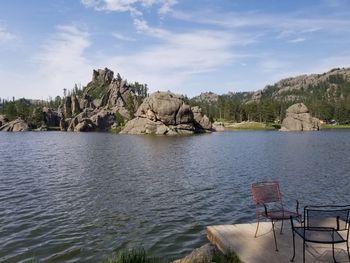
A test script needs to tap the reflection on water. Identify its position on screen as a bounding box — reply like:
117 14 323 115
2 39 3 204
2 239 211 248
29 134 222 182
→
0 130 350 262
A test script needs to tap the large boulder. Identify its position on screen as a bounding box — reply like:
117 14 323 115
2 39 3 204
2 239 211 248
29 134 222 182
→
192 106 212 131
286 103 309 114
120 117 168 135
280 103 321 131
136 92 193 125
122 92 212 135
212 121 225 132
0 118 31 132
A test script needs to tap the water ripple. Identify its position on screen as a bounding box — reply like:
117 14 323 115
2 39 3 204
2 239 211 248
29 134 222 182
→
1 130 350 261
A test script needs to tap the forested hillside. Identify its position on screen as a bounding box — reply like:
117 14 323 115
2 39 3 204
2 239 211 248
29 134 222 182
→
189 68 350 124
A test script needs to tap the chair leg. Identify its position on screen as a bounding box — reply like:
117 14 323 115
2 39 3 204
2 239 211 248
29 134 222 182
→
280 218 284 234
303 240 305 263
332 242 337 263
290 231 296 262
254 219 260 238
271 219 278 251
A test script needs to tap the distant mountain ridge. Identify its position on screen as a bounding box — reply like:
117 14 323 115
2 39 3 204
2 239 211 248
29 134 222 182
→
189 67 350 123
250 67 350 103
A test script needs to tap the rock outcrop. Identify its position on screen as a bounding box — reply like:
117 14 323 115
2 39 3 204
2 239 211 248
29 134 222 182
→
63 96 72 117
57 68 141 132
212 121 225 132
192 92 219 103
42 107 61 127
280 103 321 131
66 108 116 132
121 92 212 135
192 106 212 131
0 115 8 127
0 118 31 132
247 67 350 103
92 68 114 84
101 77 139 119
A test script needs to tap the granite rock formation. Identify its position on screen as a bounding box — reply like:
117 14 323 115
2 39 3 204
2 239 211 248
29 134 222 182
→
192 106 212 131
212 121 225 132
121 92 212 135
0 118 31 132
280 103 321 131
246 67 350 104
192 92 219 103
58 68 140 132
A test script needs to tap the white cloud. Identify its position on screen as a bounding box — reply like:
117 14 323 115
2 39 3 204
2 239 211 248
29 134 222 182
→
158 0 177 15
0 24 16 43
81 0 177 16
112 32 135 41
98 20 249 95
172 9 350 40
32 25 92 98
288 38 306 43
133 18 168 36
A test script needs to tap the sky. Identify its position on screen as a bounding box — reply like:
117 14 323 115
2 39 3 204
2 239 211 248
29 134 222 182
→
1 0 350 99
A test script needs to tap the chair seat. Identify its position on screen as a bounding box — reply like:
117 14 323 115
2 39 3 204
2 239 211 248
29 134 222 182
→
294 227 346 243
267 210 300 220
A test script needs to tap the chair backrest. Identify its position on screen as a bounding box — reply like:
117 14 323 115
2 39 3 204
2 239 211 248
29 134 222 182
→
305 205 350 231
251 181 282 205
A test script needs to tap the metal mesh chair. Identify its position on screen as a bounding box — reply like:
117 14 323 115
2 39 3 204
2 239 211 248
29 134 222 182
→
251 181 301 251
290 205 350 263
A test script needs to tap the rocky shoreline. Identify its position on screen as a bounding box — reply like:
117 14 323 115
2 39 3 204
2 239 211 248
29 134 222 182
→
0 67 325 134
0 68 217 135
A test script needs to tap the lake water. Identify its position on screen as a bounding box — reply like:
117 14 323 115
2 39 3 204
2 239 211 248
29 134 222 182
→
1 130 350 262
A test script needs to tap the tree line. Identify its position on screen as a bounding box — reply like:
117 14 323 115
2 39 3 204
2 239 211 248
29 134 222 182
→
189 74 350 124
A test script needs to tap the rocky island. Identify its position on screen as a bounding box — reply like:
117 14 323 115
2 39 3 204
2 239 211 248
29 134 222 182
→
280 103 321 131
121 92 212 135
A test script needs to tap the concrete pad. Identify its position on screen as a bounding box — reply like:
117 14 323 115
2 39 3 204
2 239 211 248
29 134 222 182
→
207 222 350 263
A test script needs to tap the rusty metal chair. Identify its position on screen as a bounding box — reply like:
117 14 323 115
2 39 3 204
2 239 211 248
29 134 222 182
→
251 181 301 251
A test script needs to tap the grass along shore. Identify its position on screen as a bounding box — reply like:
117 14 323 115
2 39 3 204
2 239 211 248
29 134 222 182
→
103 246 242 263
223 121 350 131
321 124 350 129
222 121 279 130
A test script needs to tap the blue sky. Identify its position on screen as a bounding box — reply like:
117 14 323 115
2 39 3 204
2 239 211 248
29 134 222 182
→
1 0 350 99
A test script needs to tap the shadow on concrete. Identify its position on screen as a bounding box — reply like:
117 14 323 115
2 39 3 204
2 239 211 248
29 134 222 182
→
207 221 350 263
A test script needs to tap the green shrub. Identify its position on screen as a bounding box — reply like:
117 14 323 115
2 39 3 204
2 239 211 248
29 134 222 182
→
212 250 242 263
115 112 125 126
103 248 162 263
